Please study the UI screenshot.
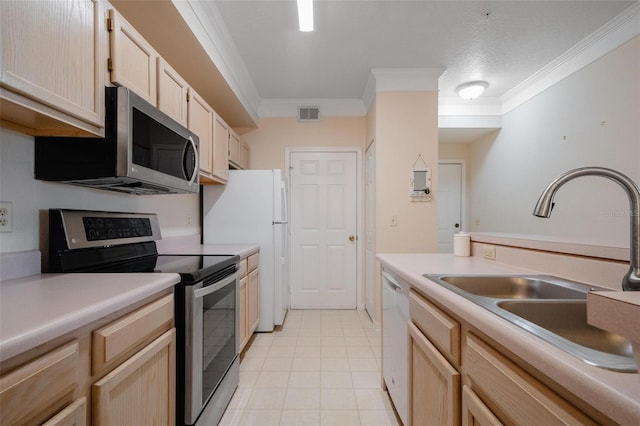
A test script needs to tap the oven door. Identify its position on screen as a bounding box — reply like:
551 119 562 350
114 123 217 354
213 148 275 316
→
184 271 239 425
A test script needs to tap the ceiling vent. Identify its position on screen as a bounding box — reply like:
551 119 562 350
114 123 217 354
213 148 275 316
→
297 106 320 122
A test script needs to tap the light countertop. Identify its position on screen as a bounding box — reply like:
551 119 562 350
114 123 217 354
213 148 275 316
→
377 253 640 424
158 243 259 259
0 272 180 362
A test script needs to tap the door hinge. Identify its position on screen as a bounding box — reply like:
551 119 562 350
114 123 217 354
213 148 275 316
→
106 17 113 32
107 58 113 72
186 91 190 102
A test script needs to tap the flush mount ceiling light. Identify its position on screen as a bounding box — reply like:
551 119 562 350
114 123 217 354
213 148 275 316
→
297 0 314 32
455 81 489 100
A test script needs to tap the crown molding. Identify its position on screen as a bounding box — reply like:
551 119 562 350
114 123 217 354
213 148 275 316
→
259 99 367 118
175 1 261 123
500 1 640 115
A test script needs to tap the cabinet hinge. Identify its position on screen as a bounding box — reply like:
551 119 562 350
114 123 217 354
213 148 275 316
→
107 58 113 72
106 17 113 32
186 92 190 102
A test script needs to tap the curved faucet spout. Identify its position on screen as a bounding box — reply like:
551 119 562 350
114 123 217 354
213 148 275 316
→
533 167 640 291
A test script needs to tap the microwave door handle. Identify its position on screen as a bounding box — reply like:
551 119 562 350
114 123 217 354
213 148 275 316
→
184 136 199 185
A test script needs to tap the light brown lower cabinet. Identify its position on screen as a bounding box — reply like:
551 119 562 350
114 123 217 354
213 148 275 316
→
239 252 260 353
0 291 175 426
461 386 502 426
43 397 87 426
464 333 596 425
0 341 80 425
248 268 260 333
407 287 601 425
408 321 460 426
92 329 176 426
239 275 249 350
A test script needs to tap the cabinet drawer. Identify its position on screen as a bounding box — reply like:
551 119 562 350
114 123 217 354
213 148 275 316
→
0 341 79 425
43 396 87 426
92 294 173 374
409 289 460 365
464 333 596 425
238 258 248 278
248 252 259 272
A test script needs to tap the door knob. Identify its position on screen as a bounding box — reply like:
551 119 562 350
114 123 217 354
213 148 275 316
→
349 235 357 242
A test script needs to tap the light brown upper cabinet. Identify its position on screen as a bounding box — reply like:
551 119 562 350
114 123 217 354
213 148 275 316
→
241 141 250 170
0 0 104 136
187 88 214 177
157 58 188 127
107 8 157 106
228 130 242 169
211 113 230 183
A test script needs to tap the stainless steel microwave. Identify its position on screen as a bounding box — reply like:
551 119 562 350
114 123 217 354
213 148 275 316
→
35 86 199 195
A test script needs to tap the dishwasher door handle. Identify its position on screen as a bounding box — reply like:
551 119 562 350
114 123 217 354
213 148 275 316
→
382 271 402 292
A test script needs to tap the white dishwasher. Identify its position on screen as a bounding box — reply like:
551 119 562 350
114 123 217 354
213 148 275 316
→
382 268 409 425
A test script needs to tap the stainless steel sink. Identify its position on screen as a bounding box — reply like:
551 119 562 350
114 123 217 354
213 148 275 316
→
424 274 637 372
439 275 589 299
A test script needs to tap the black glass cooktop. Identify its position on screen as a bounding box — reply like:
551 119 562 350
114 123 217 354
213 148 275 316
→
154 254 239 284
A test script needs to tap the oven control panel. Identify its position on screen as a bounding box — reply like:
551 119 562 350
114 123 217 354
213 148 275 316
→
49 209 161 250
83 216 153 241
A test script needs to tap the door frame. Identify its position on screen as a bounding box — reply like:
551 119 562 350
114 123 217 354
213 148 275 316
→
437 159 468 234
285 146 364 310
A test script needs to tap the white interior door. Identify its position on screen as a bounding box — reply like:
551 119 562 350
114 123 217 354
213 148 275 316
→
365 142 376 319
438 162 464 252
290 151 358 309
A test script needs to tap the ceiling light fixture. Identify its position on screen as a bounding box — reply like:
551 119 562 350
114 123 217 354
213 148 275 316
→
297 0 314 32
455 81 489 100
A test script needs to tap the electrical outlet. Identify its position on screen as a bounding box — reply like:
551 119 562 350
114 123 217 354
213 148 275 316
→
0 202 13 233
483 245 496 260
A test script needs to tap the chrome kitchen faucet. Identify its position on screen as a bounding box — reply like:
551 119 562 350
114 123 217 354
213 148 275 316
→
533 166 640 291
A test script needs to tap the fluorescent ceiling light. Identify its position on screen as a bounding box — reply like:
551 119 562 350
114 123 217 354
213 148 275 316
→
297 0 314 32
455 81 489 100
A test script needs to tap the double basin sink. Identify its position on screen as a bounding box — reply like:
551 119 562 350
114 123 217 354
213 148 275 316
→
424 274 637 373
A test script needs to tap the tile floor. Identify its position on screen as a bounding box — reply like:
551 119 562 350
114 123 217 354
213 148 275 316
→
219 310 401 426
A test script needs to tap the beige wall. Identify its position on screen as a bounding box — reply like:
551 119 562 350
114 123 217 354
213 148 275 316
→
370 91 439 325
375 91 439 254
439 142 470 162
242 117 366 169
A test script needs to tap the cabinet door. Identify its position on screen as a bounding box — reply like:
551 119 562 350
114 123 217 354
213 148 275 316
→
228 130 241 168
462 386 502 426
0 0 104 135
92 329 176 426
108 9 157 105
408 321 460 426
157 58 188 126
248 269 260 334
239 276 249 351
212 113 230 183
241 142 250 170
188 88 214 176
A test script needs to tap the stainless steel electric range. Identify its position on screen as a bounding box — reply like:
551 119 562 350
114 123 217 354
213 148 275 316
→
48 209 240 426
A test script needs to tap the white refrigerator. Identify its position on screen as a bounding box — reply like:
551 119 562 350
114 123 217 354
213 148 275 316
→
202 169 290 332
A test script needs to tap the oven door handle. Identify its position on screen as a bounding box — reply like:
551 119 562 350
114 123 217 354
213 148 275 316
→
193 272 239 299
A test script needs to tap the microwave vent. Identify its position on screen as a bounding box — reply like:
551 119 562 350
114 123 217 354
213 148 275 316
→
297 106 320 122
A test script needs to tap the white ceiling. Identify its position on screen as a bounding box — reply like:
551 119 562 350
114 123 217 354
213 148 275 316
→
205 0 634 104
